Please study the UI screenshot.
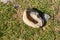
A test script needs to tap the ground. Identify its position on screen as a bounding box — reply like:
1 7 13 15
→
0 0 60 40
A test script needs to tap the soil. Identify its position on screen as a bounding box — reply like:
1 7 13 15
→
54 6 60 22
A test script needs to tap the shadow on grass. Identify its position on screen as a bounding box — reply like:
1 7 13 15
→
0 31 4 37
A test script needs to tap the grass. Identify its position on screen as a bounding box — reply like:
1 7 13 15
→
0 0 60 40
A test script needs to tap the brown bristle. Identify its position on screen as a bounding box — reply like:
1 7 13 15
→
26 11 38 24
